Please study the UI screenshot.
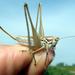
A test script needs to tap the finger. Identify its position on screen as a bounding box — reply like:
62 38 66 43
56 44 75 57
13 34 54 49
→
26 49 54 75
0 45 32 75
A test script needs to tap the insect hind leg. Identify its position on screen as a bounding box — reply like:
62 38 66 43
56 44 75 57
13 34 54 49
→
0 26 18 41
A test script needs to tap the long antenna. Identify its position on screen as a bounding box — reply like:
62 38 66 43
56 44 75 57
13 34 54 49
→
60 36 75 40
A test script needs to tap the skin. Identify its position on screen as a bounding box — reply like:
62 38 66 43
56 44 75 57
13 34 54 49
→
0 44 54 75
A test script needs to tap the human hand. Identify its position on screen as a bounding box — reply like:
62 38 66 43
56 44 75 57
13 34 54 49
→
0 44 54 75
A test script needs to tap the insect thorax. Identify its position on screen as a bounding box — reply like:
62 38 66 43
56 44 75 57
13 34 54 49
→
40 37 59 50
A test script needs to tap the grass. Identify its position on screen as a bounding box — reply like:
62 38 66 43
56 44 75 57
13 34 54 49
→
44 63 75 75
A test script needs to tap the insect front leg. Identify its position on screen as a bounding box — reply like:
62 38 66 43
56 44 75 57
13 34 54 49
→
45 48 48 67
32 46 44 65
32 54 36 65
21 49 37 65
20 46 44 66
44 43 50 68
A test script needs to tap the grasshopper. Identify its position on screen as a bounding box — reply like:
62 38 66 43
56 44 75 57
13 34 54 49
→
1 3 70 65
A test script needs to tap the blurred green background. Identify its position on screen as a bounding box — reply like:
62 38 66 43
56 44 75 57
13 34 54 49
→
44 63 75 75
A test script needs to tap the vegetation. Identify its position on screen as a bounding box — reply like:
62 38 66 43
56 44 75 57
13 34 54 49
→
44 63 75 75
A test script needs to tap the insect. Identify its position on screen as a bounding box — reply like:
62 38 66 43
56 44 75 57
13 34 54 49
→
0 3 75 65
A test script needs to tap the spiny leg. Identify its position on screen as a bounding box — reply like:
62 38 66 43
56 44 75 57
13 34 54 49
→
0 26 19 42
24 4 41 66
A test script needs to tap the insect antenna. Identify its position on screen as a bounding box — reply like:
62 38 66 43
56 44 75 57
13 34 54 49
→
60 36 75 40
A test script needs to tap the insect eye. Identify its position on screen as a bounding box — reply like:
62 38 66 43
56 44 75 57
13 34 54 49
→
55 39 58 42
55 37 59 41
41 40 44 41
